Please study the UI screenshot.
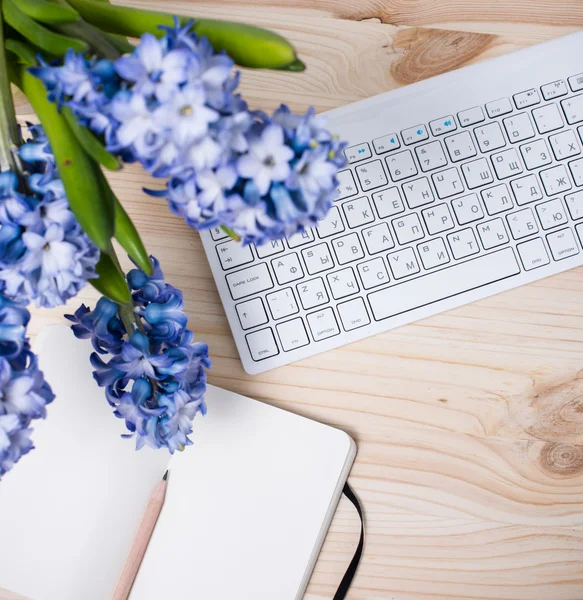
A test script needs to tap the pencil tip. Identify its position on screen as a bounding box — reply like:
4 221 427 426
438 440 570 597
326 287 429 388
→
163 470 168 481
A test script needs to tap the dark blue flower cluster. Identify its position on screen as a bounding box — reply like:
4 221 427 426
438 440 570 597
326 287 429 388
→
0 125 99 308
31 20 347 246
66 257 210 452
0 294 54 477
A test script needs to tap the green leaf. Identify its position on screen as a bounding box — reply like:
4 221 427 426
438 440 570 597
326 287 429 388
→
65 0 299 70
90 251 132 304
12 0 78 24
20 69 115 249
5 38 37 64
3 0 87 55
62 106 121 171
113 196 153 276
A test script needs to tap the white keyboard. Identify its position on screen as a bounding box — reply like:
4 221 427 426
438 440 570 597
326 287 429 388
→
201 32 583 375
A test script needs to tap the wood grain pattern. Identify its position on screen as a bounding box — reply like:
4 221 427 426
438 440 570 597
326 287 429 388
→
2 1 583 599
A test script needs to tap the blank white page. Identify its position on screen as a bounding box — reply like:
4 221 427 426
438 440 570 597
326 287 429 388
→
0 325 169 600
130 385 355 600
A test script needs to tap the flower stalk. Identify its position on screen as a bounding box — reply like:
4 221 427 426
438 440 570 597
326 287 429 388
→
0 9 21 173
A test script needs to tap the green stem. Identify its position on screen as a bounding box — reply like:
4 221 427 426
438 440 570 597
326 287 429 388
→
53 13 121 59
65 0 301 70
0 10 21 172
220 224 241 242
118 302 137 336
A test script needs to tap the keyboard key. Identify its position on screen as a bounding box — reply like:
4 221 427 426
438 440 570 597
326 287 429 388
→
566 190 583 220
540 164 572 195
503 113 535 142
532 103 564 134
342 196 375 228
403 176 435 209
226 263 273 300
344 142 372 163
246 327 279 361
549 129 580 160
477 218 509 249
235 297 268 330
387 247 420 279
513 88 540 109
317 206 345 238
256 239 285 258
386 150 418 181
444 131 477 162
287 228 314 249
536 198 568 230
433 167 465 197
276 318 309 352
429 115 457 136
415 141 448 172
510 174 542 206
332 232 365 264
546 227 579 260
210 225 228 241
474 122 506 152
541 79 569 100
486 97 513 118
576 223 583 245
562 95 583 125
334 170 358 200
373 133 400 154
447 228 480 259
568 73 583 92
372 187 405 218
368 248 520 321
482 184 513 215
541 80 568 100
337 297 371 332
402 124 429 145
216 240 254 270
307 307 340 341
392 213 425 244
491 148 524 179
517 237 550 271
422 203 455 234
507 208 538 239
520 138 552 170
271 253 304 285
356 160 388 191
461 158 494 189
569 158 583 186
266 287 299 320
357 257 390 289
296 277 329 310
452 193 484 225
458 106 485 127
302 243 334 275
362 222 395 254
327 267 359 300
418 238 450 269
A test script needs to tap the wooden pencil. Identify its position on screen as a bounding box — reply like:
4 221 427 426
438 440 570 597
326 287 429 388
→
112 471 169 600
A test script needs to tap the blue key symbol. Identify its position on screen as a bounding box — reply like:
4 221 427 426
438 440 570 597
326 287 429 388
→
416 129 423 135
444 120 452 127
390 137 395 144
358 148 365 154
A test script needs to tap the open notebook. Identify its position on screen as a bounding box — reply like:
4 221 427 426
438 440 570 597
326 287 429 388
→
0 325 356 600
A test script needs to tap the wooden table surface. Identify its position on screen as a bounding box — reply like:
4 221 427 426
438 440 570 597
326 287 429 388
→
3 1 583 599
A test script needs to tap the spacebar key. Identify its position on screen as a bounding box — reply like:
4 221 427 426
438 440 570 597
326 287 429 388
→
368 248 520 321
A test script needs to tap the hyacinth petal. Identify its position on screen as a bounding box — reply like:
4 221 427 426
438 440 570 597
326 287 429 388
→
137 33 163 73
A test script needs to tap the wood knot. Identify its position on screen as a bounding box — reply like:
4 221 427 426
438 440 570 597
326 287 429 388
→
390 28 497 85
523 375 583 443
539 442 583 477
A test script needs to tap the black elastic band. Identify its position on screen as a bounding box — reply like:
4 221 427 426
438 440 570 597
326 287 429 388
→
333 482 364 600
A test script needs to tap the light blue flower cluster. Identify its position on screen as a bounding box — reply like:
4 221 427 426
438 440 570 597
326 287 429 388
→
66 257 210 452
31 20 346 245
0 125 100 308
0 294 54 477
